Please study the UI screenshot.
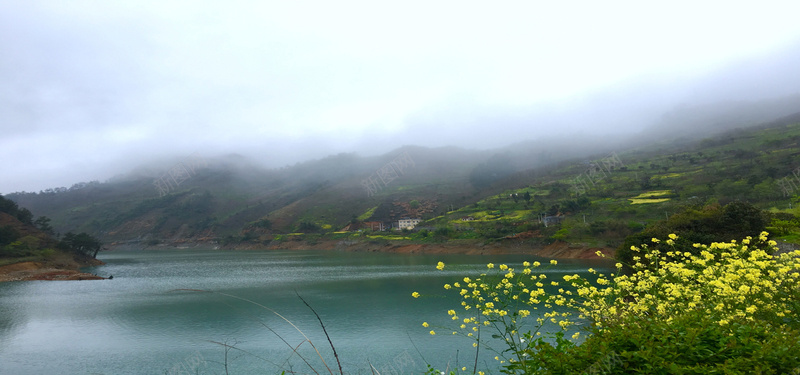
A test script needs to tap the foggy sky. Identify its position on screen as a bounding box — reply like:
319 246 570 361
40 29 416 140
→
3 1 800 194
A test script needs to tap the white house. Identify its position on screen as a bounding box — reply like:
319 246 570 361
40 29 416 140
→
397 218 422 230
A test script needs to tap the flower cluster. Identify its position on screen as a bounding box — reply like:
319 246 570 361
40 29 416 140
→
414 260 577 370
414 232 800 374
570 232 799 330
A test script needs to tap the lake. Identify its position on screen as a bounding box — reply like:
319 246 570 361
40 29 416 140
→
0 249 613 374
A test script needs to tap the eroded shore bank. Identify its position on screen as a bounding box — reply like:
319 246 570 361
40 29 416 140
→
261 239 614 259
113 238 615 259
1 239 613 282
0 256 106 282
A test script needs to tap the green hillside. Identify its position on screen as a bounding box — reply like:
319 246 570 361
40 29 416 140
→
423 115 800 247
8 112 800 252
6 146 491 245
0 195 101 272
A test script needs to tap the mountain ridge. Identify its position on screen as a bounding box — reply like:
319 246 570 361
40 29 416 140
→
7 99 800 254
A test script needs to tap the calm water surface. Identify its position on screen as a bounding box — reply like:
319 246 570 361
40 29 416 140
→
0 249 613 374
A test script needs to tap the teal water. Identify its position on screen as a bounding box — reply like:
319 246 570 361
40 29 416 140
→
0 249 613 374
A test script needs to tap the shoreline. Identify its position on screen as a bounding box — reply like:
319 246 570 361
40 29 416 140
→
2 240 614 282
267 239 615 259
111 238 616 259
0 257 107 282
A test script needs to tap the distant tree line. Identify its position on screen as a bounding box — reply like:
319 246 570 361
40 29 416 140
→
617 201 768 270
6 180 102 196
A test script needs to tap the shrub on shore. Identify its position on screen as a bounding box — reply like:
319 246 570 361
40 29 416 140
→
415 232 800 374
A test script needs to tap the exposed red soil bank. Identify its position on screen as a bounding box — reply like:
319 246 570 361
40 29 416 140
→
258 238 615 259
0 259 106 282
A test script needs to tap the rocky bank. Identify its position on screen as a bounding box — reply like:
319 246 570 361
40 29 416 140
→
0 256 106 282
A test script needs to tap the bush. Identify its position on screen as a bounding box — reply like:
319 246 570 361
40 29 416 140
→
434 227 453 238
413 259 575 374
297 221 321 233
551 227 569 241
1 235 41 257
618 201 768 267
414 232 800 374
561 232 800 373
0 225 20 247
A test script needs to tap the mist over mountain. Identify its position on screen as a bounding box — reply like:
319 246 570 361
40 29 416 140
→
3 1 800 194
6 96 800 250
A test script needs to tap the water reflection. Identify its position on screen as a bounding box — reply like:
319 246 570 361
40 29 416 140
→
0 249 613 374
